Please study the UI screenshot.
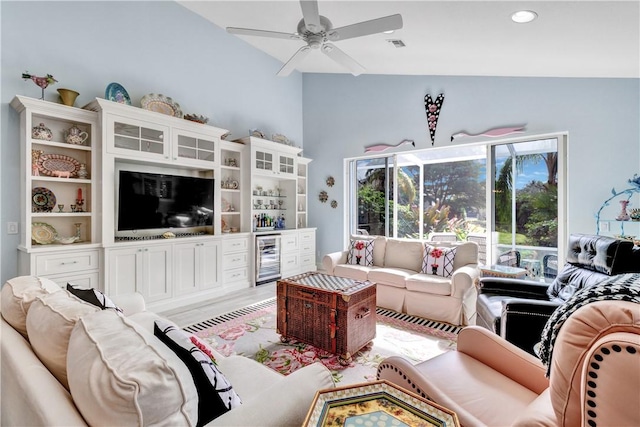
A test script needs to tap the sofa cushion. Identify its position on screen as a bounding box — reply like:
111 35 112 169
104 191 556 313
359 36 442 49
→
422 244 457 278
67 310 199 426
346 239 374 266
154 320 242 426
1 275 61 338
384 239 423 271
368 268 415 288
406 273 453 296
67 283 123 313
26 290 100 389
451 241 479 270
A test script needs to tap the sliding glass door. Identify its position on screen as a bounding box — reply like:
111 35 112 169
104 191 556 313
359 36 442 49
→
346 133 566 277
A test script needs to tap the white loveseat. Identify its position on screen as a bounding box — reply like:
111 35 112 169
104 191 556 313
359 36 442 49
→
0 276 334 427
323 237 480 326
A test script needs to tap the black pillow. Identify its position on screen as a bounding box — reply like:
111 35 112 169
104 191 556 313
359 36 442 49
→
154 320 242 426
67 283 123 313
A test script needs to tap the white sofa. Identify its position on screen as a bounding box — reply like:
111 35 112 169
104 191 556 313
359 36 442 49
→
0 276 334 427
323 237 480 326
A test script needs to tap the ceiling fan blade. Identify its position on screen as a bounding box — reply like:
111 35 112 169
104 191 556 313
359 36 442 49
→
227 27 301 41
299 0 321 32
321 43 365 76
277 46 311 77
328 14 403 41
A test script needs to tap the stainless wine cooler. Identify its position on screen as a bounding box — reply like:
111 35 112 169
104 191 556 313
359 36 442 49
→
255 234 281 285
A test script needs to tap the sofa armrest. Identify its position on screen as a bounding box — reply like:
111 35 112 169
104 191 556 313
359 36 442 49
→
110 292 146 316
207 362 334 426
457 326 549 394
450 264 480 298
322 251 348 275
500 299 559 354
480 277 550 299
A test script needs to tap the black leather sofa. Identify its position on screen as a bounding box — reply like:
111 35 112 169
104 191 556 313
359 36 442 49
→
476 233 640 354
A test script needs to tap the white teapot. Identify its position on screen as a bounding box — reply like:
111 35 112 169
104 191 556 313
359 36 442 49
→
65 125 88 145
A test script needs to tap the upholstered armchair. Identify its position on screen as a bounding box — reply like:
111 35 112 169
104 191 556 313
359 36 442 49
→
377 299 640 426
476 234 640 354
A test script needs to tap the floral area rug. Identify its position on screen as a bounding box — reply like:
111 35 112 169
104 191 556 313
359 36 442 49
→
184 298 460 385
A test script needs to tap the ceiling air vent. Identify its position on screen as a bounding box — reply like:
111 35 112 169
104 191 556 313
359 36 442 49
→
387 39 406 48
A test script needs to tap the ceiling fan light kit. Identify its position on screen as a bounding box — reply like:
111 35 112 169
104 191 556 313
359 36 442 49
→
226 0 403 76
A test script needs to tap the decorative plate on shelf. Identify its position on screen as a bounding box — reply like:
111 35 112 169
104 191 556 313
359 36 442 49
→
184 114 209 124
141 93 183 118
32 187 56 212
37 154 81 178
105 82 132 105
32 222 58 245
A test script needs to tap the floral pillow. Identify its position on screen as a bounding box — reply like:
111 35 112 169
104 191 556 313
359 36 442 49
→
347 239 374 266
422 244 457 278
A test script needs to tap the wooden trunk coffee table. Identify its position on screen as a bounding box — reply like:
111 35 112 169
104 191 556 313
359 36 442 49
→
277 272 376 365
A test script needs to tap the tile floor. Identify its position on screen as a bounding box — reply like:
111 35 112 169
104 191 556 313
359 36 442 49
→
159 282 276 328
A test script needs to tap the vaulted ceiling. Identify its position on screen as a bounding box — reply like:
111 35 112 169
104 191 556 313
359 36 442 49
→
180 1 640 78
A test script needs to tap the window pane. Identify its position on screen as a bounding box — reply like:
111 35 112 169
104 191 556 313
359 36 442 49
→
355 157 390 236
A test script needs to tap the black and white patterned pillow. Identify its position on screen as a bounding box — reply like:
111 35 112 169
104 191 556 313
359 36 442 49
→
154 320 242 426
421 244 457 278
67 283 123 313
346 239 375 266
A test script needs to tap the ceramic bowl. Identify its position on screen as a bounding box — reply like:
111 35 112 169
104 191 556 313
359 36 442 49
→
55 235 79 245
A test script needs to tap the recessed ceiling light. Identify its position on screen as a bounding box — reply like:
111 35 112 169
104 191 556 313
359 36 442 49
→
383 30 394 34
511 10 538 23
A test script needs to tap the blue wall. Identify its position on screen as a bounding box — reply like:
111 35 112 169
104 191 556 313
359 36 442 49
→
302 74 639 259
1 1 303 282
2 1 639 282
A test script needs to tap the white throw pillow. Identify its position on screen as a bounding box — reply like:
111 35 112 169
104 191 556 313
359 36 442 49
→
346 239 375 266
1 275 62 338
67 310 199 426
26 290 99 389
422 244 457 278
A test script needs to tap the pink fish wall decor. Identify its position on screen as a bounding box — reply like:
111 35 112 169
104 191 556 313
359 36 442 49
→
364 139 415 153
425 93 445 145
451 125 526 141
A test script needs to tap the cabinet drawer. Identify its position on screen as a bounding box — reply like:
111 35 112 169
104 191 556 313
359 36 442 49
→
223 267 249 283
299 231 315 244
223 252 249 270
281 234 299 252
281 253 299 274
47 272 100 290
35 250 100 276
223 237 249 252
299 253 316 268
299 238 316 254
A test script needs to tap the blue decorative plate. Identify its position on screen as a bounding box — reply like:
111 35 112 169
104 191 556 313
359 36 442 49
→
105 82 131 105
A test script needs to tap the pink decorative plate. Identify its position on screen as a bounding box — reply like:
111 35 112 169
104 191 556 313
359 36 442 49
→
37 154 81 178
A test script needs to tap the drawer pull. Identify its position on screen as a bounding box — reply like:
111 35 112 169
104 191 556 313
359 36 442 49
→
60 261 78 265
297 290 317 299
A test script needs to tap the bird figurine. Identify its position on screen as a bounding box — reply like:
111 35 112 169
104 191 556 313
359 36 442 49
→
364 139 415 153
22 72 57 99
451 125 526 141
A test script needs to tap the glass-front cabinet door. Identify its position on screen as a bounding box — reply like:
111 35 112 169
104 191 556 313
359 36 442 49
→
172 128 216 167
278 153 296 176
106 115 169 160
253 147 276 174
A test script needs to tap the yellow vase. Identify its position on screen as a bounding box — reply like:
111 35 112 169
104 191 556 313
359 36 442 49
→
57 88 79 107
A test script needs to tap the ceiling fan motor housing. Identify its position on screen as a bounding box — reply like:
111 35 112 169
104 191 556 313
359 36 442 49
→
297 16 333 48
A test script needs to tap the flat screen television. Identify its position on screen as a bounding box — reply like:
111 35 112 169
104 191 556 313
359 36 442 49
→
117 170 214 235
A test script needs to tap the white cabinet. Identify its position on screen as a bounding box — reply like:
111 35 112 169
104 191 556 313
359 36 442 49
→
222 235 251 286
299 229 317 271
18 248 101 289
105 114 170 160
240 136 301 179
280 231 300 277
106 244 172 303
172 127 217 167
174 240 220 294
11 96 101 287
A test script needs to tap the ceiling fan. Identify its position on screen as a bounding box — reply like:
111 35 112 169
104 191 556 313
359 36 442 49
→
227 0 403 76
